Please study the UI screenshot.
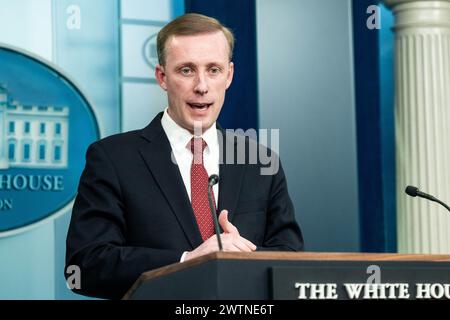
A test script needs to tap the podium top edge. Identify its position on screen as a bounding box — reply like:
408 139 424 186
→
122 251 450 299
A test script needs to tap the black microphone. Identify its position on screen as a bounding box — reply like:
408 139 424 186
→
208 174 222 251
405 185 450 212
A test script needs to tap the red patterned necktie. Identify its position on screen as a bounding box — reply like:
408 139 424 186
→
189 137 216 241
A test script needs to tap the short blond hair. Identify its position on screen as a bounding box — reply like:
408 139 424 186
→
157 13 235 66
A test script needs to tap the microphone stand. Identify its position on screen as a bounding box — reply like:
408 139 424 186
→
208 175 223 251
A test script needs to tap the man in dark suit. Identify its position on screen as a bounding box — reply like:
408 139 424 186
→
66 13 303 300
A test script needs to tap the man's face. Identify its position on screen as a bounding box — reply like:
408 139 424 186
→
155 31 234 133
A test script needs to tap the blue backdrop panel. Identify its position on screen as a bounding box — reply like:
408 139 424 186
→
184 0 258 130
351 0 396 252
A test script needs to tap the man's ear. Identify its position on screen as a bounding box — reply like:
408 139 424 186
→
226 62 234 90
155 64 168 91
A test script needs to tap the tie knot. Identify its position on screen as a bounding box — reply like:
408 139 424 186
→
189 137 207 156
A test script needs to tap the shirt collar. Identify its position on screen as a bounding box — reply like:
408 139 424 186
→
161 107 219 153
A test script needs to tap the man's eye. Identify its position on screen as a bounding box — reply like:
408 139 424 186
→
180 68 193 75
210 67 220 74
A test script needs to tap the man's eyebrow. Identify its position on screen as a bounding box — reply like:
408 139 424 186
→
206 62 225 68
174 62 197 69
174 61 226 68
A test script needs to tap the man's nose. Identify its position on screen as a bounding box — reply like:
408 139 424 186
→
193 73 208 95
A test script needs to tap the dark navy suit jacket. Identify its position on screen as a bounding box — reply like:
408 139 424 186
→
66 112 303 299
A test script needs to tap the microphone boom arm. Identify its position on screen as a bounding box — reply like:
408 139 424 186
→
405 185 450 213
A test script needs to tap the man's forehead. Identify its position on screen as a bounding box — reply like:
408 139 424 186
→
168 30 226 44
166 30 230 64
165 31 229 57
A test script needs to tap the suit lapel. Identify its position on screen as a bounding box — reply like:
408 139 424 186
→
139 114 203 248
138 115 246 245
217 129 245 223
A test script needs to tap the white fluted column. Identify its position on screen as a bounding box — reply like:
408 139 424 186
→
385 0 450 253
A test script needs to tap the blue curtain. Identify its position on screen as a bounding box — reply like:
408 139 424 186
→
352 0 396 252
184 0 258 130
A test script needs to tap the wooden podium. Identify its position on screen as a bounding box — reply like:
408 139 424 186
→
123 252 450 300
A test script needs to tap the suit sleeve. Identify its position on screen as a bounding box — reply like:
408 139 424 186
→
65 142 184 299
258 159 304 252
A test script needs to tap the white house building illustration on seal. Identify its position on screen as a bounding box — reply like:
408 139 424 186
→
0 85 69 170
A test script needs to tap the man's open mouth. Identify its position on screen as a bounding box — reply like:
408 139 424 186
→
187 102 213 110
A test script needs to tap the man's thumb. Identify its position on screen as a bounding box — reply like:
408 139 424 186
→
218 210 238 234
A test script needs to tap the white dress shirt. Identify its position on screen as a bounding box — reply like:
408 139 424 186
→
160 108 220 205
160 108 220 262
